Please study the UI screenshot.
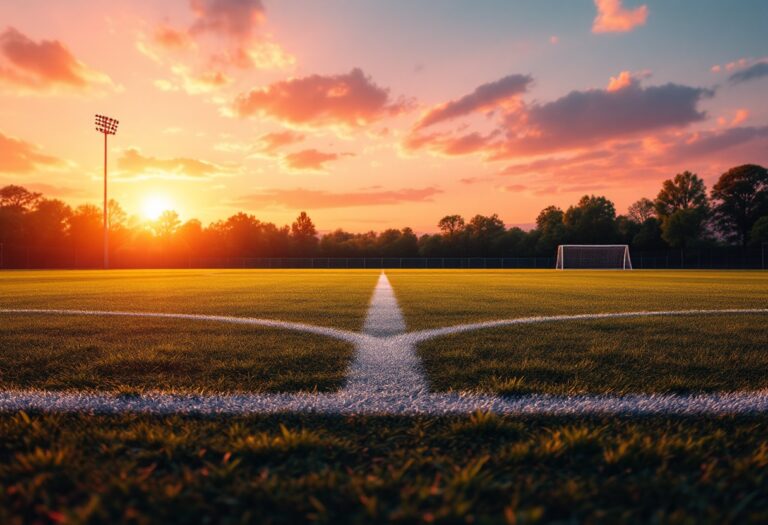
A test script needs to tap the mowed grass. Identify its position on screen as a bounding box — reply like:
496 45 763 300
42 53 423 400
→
387 270 768 330
2 412 768 524
0 315 354 393
0 270 381 330
418 314 768 395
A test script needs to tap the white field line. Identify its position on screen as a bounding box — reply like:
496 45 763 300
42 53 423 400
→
341 273 429 400
1 287 768 415
402 308 768 344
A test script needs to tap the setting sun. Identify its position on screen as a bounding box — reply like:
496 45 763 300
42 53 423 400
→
142 195 173 220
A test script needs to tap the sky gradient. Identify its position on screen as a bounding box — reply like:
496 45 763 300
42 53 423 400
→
1 0 767 231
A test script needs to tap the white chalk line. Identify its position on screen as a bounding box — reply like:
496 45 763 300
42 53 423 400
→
1 276 768 415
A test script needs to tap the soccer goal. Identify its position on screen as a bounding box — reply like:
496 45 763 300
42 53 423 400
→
555 245 633 270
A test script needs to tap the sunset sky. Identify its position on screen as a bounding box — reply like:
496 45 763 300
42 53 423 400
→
1 0 766 232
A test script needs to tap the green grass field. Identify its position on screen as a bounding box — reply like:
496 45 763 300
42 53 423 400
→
2 269 768 523
418 314 768 395
0 270 380 330
387 270 768 329
1 412 767 524
0 315 353 393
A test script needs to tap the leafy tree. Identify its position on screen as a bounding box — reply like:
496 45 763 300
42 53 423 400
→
655 171 708 217
655 171 709 251
154 210 181 240
749 216 768 246
627 198 655 223
535 206 566 255
661 208 706 249
631 218 666 251
710 164 768 246
27 199 71 247
291 211 318 255
0 185 41 210
437 215 465 236
564 195 617 243
69 204 102 264
466 214 505 256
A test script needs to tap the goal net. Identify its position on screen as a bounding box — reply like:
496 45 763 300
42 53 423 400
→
555 245 633 270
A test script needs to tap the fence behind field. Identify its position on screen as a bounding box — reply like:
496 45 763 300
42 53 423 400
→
0 243 766 270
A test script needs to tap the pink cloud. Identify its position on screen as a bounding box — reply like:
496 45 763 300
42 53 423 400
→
494 78 711 157
281 149 350 172
403 131 498 157
0 131 62 173
235 187 442 209
233 68 408 129
415 74 531 129
257 130 305 154
0 27 113 92
592 0 648 33
189 0 265 40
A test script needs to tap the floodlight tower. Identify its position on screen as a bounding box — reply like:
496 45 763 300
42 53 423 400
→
94 114 119 269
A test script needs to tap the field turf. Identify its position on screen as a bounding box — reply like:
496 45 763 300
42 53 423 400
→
387 270 768 329
1 412 767 524
0 316 353 393
2 269 768 523
418 314 768 395
0 270 380 330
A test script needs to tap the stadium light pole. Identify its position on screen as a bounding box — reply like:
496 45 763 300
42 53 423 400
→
94 114 119 269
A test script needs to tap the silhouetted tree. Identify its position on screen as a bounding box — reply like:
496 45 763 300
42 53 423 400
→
655 171 709 250
564 195 617 244
27 199 71 248
0 185 41 210
154 210 181 241
655 171 708 217
466 214 505 256
749 216 768 246
535 205 567 255
627 198 655 223
710 164 768 246
291 211 318 255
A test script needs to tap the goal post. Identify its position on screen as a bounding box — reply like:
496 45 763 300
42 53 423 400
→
555 244 633 270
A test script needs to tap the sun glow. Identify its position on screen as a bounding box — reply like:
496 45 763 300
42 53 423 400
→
141 195 173 220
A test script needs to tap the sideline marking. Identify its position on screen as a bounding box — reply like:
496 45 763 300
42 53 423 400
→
1 276 767 416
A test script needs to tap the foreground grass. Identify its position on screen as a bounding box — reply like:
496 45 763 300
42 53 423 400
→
0 315 354 393
418 314 768 395
1 412 767 523
0 270 380 330
387 270 768 330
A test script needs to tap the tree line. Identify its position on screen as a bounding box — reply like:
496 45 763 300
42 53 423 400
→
1 164 767 266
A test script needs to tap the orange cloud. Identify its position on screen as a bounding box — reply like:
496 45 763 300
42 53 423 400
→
142 0 293 73
732 109 749 126
416 74 531 129
257 130 305 154
154 25 194 50
116 148 231 180
233 68 408 130
235 186 442 209
607 71 634 91
0 27 114 93
281 149 351 172
0 131 62 173
155 64 232 94
592 0 648 33
403 131 498 157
